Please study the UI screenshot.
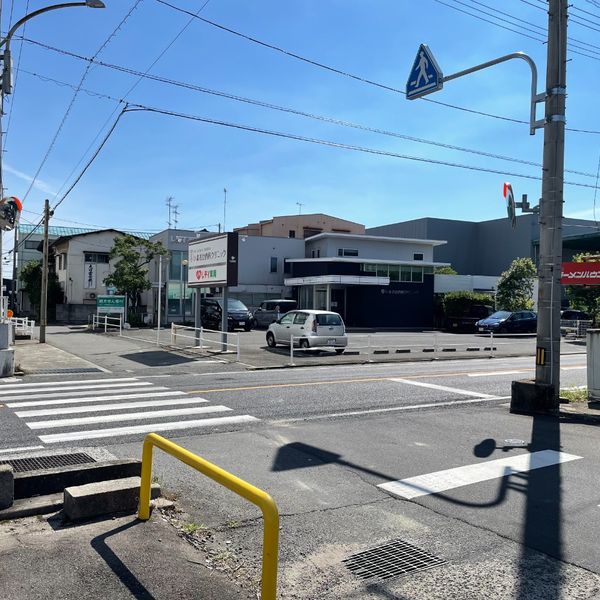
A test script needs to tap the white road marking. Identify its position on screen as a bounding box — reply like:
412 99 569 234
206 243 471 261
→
7 390 186 408
0 383 157 402
39 415 259 443
561 365 586 370
275 396 510 423
27 405 232 429
15 397 209 418
467 370 527 377
0 445 44 454
389 378 497 398
378 450 582 500
0 377 138 389
0 382 151 396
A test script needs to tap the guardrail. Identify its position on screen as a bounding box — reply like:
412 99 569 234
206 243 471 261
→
286 331 542 365
90 314 122 335
138 433 279 600
171 323 240 360
561 319 593 339
9 316 35 338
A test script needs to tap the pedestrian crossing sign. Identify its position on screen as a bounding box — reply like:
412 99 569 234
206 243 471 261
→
406 44 443 100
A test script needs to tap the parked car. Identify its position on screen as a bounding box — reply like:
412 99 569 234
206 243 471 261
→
200 298 253 331
266 310 348 353
560 309 591 322
476 310 537 334
252 299 297 328
445 304 494 333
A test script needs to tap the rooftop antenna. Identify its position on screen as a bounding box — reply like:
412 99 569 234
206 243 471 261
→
173 205 179 230
223 188 227 232
296 202 304 215
166 196 175 228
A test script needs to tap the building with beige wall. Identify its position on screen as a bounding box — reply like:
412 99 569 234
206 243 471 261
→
234 213 365 239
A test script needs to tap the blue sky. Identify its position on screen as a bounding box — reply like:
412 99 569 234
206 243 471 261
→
3 0 600 247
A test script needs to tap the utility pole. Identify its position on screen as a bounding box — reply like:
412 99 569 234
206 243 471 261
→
39 199 52 344
166 196 174 228
532 0 567 407
11 225 18 311
173 205 179 230
296 202 304 215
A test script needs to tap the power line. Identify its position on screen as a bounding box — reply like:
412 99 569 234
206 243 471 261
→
22 65 595 176
50 0 212 203
21 0 144 203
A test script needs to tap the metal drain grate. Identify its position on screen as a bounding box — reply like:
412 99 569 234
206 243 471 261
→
25 368 103 374
343 539 446 582
0 452 96 473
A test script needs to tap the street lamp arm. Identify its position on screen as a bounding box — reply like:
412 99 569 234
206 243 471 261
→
0 2 104 52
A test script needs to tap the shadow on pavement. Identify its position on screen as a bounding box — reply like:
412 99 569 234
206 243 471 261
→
91 519 156 600
120 350 195 367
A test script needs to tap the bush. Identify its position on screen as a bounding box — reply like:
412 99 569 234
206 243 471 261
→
443 291 494 317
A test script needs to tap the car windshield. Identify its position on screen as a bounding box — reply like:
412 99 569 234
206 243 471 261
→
489 311 511 320
316 313 343 326
227 299 248 311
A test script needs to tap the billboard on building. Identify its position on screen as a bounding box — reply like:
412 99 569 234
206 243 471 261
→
561 261 600 285
188 233 238 287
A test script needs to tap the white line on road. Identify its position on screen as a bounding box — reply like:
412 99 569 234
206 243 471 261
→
0 378 138 389
561 365 587 370
0 383 157 402
7 390 186 408
274 396 510 423
39 415 259 443
27 405 232 429
15 397 209 417
0 382 152 396
388 378 497 398
0 445 45 454
467 370 528 377
378 450 582 500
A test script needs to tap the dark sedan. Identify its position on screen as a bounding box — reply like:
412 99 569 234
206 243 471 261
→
476 310 537 334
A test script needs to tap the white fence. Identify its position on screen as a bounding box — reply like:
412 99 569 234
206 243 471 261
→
171 323 240 360
560 319 593 339
9 317 35 338
90 314 122 335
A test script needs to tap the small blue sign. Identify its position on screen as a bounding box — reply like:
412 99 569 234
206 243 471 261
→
406 44 443 100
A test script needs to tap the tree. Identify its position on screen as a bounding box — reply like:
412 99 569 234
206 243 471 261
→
20 260 63 320
435 265 458 275
495 257 537 311
565 252 600 323
442 291 493 317
104 235 169 310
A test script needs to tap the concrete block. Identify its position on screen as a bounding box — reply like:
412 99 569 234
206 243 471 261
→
0 348 14 377
0 465 14 509
0 323 10 349
64 476 160 522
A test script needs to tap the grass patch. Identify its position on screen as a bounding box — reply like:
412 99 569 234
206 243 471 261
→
181 522 207 535
560 386 588 403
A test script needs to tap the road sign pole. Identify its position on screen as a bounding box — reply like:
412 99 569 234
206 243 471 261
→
156 254 162 346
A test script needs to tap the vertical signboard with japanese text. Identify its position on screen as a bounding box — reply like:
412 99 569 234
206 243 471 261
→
188 233 239 287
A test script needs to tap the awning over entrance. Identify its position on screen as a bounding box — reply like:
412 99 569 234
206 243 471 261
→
284 275 390 286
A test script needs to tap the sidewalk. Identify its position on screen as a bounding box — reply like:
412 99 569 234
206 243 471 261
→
0 510 252 600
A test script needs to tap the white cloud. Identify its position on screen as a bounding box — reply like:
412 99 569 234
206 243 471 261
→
565 207 598 220
3 163 57 196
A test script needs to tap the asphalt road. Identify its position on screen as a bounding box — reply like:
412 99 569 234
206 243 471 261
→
1 334 597 599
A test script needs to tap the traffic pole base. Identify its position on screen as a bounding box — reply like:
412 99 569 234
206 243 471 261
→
510 379 558 415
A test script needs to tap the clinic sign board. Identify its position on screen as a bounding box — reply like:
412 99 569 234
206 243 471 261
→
96 295 126 314
188 233 239 287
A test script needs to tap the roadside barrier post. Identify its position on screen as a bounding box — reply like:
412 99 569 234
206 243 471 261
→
138 434 280 600
490 331 495 358
290 334 295 366
236 334 240 361
119 315 122 337
104 315 107 334
171 322 175 345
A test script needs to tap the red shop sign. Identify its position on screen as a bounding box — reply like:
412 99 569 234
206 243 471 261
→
561 262 600 285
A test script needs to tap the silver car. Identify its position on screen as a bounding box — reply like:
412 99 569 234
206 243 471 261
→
266 310 348 354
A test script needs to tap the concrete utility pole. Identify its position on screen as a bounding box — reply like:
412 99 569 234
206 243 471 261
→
533 0 568 406
39 199 52 344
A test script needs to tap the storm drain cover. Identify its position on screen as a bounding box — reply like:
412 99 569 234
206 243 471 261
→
343 539 446 582
0 452 96 473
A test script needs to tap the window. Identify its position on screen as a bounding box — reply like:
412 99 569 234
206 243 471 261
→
316 313 342 326
280 312 295 324
84 252 109 264
24 241 39 250
388 265 399 281
362 264 377 273
288 230 296 238
411 267 424 283
377 265 388 277
413 253 424 261
270 257 278 273
337 248 359 257
401 266 412 282
294 312 308 325
283 259 291 274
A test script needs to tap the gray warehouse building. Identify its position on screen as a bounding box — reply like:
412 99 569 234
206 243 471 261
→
367 215 600 276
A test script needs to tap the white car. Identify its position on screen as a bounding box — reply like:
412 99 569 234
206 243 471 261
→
266 310 348 354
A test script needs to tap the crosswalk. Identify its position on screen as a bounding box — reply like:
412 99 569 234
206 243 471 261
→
0 377 258 445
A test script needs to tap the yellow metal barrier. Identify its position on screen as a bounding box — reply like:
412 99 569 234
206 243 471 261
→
138 433 280 600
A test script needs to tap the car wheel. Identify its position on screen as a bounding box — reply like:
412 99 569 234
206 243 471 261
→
498 326 507 334
299 338 310 349
244 324 252 332
335 349 345 355
266 332 276 348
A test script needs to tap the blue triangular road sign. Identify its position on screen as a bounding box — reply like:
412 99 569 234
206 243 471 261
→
406 44 443 100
